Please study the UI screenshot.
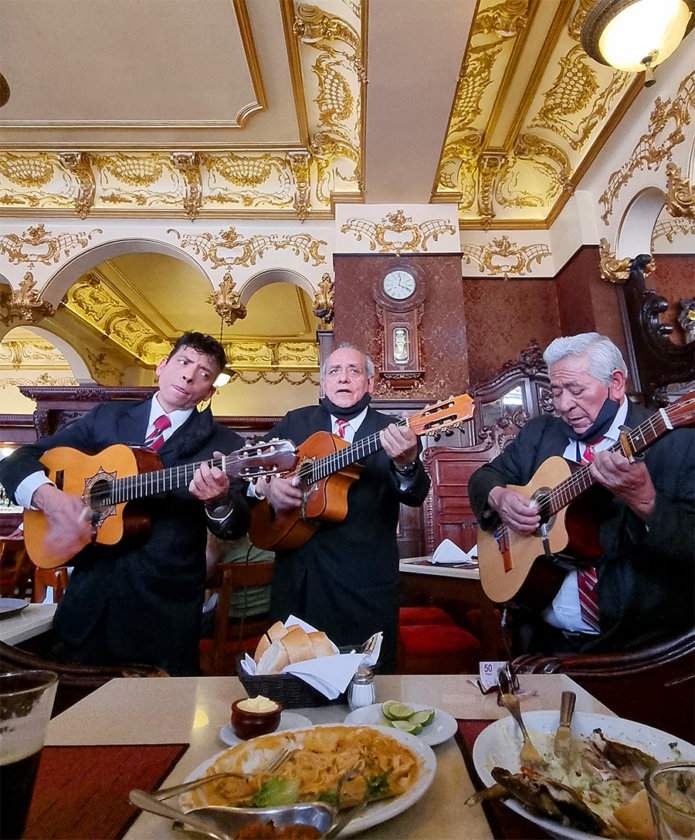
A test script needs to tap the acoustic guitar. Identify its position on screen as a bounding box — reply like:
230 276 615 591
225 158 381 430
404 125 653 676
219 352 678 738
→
249 393 476 552
477 390 695 606
23 439 298 569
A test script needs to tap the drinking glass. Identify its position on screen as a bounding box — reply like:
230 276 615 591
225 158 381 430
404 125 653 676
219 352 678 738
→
0 670 58 839
645 761 695 840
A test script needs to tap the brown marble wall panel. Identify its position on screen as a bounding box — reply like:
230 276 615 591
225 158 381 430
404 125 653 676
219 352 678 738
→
462 277 560 385
333 254 469 400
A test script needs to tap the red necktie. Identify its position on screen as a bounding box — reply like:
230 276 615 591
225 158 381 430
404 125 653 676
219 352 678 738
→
576 438 604 630
335 419 349 439
144 414 171 451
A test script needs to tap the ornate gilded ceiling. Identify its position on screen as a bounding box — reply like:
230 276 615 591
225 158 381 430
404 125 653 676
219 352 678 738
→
0 0 646 228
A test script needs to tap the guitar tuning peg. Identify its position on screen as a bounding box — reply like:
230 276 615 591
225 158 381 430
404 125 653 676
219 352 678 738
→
445 429 454 436
433 433 441 442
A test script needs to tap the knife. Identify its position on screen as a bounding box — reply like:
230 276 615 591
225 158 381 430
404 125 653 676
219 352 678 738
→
553 690 576 767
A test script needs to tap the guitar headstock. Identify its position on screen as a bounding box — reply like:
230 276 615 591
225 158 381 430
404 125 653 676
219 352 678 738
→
226 439 299 480
409 393 476 437
666 391 695 428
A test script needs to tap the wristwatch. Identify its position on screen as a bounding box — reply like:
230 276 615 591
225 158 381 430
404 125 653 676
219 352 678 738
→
394 460 418 477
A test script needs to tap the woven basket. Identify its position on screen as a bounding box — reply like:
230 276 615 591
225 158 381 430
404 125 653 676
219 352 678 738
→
236 659 346 709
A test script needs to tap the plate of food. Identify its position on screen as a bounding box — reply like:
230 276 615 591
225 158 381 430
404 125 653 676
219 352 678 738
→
179 724 436 836
220 712 313 746
0 597 28 618
472 711 695 840
344 701 458 746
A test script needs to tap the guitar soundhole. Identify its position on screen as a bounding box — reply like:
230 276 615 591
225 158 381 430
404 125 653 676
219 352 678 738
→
83 475 117 525
532 488 553 529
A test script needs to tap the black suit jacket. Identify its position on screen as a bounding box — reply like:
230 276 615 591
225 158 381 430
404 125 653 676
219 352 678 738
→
0 399 250 675
263 404 430 671
468 401 695 652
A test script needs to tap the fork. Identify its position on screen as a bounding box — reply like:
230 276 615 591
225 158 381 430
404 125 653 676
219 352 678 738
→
149 747 294 802
499 692 547 769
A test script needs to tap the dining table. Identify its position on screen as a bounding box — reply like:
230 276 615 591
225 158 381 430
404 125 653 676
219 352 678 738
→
27 672 615 840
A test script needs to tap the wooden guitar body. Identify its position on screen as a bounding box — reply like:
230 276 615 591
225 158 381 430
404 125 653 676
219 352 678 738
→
24 444 161 569
249 431 362 552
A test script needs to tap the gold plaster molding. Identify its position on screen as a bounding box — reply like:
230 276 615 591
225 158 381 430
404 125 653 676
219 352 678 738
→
312 272 334 324
600 72 695 224
666 163 695 220
340 209 456 254
0 372 78 389
461 235 551 276
0 223 102 267
598 238 655 285
209 271 248 327
168 225 327 268
172 152 204 221
58 152 96 219
0 336 68 368
7 272 55 323
233 370 319 386
652 215 695 245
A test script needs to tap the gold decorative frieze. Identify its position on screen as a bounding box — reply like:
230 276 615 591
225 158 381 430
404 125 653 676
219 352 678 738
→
6 272 54 323
172 152 203 221
224 339 318 370
0 372 78 389
59 152 96 219
0 223 102 267
598 238 655 285
84 349 123 385
340 210 456 254
0 335 69 368
461 236 551 277
666 163 695 220
312 272 334 324
600 72 695 224
209 271 248 327
168 226 327 268
652 216 695 245
233 370 319 386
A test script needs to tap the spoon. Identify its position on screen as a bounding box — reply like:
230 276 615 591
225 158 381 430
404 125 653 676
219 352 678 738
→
498 693 547 768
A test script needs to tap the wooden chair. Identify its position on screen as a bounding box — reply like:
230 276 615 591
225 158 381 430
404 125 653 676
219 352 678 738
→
0 641 168 716
32 566 69 603
199 560 275 676
0 537 33 599
514 628 695 743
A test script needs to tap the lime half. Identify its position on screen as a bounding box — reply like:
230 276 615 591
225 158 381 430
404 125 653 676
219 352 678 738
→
385 702 414 720
390 719 422 734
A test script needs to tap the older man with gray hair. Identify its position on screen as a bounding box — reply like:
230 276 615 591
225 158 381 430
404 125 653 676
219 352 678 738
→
469 332 695 655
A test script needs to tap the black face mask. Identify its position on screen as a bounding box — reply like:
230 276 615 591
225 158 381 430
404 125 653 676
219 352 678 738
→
558 397 620 443
319 392 372 421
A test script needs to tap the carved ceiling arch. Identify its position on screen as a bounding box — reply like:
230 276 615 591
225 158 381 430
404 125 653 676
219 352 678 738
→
17 325 93 384
617 187 667 261
239 267 314 304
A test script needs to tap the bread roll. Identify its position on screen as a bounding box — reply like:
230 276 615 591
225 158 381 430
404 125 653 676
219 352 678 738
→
254 620 289 664
308 631 335 658
256 639 290 675
282 626 316 664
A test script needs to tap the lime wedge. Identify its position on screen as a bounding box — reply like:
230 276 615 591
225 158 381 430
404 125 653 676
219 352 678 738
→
410 709 435 727
381 700 401 720
385 702 414 720
390 719 422 734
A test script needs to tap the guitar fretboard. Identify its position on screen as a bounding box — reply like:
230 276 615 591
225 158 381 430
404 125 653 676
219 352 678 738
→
299 419 409 484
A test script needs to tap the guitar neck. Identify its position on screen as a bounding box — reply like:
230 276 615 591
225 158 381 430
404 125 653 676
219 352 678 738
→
304 419 410 483
546 407 672 516
108 455 229 505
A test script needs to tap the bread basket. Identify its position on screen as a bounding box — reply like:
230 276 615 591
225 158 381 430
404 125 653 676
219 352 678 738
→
236 657 347 708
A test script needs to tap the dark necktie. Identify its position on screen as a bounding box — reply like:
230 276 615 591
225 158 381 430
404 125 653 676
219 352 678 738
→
144 414 171 451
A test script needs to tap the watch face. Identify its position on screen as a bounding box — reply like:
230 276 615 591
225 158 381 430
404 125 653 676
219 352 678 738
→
382 269 416 300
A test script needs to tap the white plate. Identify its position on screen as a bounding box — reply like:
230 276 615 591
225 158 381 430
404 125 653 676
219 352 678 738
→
183 724 436 837
0 597 28 617
219 712 313 746
472 711 695 840
343 702 458 746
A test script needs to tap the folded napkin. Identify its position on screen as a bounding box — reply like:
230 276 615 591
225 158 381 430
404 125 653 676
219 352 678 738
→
432 538 478 565
241 616 383 700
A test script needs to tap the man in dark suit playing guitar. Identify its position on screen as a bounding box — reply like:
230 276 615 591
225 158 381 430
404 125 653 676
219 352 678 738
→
470 333 695 655
0 333 251 675
250 344 431 672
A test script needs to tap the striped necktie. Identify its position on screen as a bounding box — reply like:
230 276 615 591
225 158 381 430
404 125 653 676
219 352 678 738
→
144 414 171 451
335 419 349 439
576 437 604 631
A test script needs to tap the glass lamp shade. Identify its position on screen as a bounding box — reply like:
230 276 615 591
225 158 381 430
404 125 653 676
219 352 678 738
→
581 0 694 73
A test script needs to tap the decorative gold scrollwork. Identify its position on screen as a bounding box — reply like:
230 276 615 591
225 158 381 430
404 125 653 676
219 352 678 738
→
7 272 54 323
312 272 334 324
341 210 456 254
666 163 695 220
209 271 248 327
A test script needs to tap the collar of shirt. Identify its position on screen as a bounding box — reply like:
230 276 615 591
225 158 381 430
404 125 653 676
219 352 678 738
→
331 406 368 442
148 396 193 439
562 398 629 463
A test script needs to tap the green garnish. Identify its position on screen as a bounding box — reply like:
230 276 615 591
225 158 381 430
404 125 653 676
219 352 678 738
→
250 777 300 807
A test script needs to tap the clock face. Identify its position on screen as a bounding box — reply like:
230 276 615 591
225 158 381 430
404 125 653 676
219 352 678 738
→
382 269 416 300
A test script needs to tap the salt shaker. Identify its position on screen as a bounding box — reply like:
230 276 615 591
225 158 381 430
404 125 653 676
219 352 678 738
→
348 666 376 710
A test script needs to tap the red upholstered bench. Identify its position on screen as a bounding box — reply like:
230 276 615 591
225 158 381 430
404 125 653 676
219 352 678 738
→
397 607 481 674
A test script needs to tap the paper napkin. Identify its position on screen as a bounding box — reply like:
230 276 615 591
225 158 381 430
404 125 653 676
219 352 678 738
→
431 538 478 565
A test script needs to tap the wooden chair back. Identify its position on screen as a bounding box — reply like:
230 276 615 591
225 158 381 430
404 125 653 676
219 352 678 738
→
0 538 33 599
32 566 69 603
200 560 275 676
